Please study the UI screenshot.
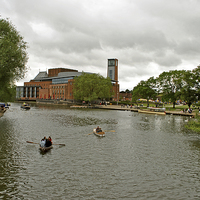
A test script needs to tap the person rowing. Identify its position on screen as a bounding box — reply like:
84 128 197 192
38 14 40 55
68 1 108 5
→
45 136 52 147
96 126 102 133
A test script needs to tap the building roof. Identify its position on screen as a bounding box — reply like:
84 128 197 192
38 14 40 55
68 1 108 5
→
57 71 92 78
33 71 48 80
32 70 94 82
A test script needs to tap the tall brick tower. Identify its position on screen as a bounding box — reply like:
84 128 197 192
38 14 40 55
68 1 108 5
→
107 58 118 82
107 58 119 102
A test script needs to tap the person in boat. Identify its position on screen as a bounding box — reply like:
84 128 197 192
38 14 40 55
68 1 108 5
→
48 136 52 143
40 138 45 147
96 126 102 133
45 137 52 147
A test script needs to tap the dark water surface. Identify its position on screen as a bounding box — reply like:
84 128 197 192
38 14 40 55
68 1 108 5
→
1 103 200 199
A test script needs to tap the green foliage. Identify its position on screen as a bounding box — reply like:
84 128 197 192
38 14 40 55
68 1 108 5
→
180 70 197 108
73 73 113 102
0 86 16 102
155 70 185 108
132 79 157 106
132 66 200 109
0 18 28 101
185 115 200 133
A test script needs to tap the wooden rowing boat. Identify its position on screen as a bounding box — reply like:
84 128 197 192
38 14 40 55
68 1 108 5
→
39 145 53 152
93 128 105 137
138 107 166 115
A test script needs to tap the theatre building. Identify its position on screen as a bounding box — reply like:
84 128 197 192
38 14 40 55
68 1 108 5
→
16 58 120 102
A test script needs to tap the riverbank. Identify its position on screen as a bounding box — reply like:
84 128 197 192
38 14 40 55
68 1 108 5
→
95 104 196 117
17 100 197 117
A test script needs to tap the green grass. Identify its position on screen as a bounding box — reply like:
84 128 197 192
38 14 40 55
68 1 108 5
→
185 114 200 133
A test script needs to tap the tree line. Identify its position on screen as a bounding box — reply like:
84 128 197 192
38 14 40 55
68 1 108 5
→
132 67 200 108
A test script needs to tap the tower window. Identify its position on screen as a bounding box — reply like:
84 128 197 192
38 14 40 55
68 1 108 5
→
109 70 113 80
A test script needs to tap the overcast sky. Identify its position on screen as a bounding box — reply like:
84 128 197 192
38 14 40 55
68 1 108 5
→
1 0 200 91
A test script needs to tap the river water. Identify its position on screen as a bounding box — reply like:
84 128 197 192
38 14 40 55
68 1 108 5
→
0 103 200 199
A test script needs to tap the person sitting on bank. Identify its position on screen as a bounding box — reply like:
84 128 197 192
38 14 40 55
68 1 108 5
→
96 126 102 133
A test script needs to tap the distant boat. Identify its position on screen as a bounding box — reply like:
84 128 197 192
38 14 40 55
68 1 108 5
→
21 103 30 110
138 107 166 115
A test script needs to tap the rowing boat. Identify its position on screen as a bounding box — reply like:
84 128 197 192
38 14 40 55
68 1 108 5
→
21 103 31 110
0 107 6 113
138 107 166 115
0 103 6 114
39 145 53 152
93 128 105 137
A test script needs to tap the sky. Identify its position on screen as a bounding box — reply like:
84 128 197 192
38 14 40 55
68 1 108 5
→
1 0 200 91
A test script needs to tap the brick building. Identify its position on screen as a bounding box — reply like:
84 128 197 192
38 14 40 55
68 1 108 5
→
16 59 120 102
119 92 132 101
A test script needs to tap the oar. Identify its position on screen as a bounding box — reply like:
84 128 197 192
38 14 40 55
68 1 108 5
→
104 130 115 132
88 132 93 135
26 141 39 144
26 141 65 146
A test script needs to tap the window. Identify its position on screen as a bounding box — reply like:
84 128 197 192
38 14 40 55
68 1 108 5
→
109 70 113 80
108 59 115 66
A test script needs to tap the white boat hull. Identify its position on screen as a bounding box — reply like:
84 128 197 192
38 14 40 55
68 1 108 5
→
93 129 105 137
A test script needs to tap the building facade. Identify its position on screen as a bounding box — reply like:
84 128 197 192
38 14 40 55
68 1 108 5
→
16 59 120 102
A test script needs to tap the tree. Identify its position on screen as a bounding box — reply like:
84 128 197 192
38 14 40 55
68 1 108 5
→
73 73 113 103
155 70 185 108
180 70 196 108
132 79 157 107
0 18 28 101
192 66 200 102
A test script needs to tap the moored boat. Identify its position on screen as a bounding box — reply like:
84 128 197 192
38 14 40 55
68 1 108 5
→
39 145 53 152
93 128 105 137
0 103 6 114
138 107 166 115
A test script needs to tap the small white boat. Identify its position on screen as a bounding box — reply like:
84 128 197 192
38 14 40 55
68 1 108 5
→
138 107 166 115
93 128 105 137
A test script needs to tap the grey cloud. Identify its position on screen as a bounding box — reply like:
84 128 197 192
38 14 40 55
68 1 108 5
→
1 0 200 91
